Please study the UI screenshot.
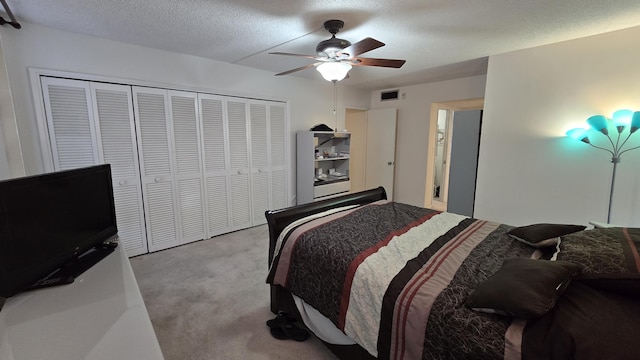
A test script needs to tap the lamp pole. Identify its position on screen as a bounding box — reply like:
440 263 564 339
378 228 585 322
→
607 157 619 224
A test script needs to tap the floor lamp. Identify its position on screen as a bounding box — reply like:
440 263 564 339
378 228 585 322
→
567 109 640 224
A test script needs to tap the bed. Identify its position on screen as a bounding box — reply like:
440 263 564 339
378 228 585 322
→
265 187 640 360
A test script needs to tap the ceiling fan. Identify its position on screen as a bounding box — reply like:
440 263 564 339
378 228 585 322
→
270 20 406 81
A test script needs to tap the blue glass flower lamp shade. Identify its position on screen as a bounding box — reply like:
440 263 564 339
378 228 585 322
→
631 111 640 134
586 115 609 135
612 109 633 133
566 128 590 143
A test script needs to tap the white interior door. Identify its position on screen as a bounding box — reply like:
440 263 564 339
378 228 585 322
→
133 87 180 252
365 108 397 199
169 90 207 243
226 99 252 230
249 101 269 225
199 94 232 237
41 78 149 256
91 83 148 256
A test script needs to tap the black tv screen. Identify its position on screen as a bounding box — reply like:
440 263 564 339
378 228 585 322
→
0 164 118 298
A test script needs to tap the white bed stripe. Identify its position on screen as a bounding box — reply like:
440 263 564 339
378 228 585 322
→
343 212 468 356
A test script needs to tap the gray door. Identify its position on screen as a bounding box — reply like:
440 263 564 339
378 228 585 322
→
447 110 482 217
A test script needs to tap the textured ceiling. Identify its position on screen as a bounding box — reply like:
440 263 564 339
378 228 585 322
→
4 0 640 90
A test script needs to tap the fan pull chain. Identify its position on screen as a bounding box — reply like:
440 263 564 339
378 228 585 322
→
333 80 338 132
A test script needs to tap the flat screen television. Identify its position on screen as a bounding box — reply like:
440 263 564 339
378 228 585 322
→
0 164 118 299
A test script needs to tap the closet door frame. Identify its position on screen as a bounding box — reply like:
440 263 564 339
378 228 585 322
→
30 68 292 251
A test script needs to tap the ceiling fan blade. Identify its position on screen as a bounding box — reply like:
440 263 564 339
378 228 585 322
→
339 37 385 57
269 52 319 60
353 57 406 68
275 63 319 76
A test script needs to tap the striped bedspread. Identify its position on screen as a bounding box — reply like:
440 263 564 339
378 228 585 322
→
267 201 537 359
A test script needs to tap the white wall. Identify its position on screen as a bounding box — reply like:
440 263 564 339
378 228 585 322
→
0 22 370 202
0 31 18 180
476 25 640 227
370 76 487 206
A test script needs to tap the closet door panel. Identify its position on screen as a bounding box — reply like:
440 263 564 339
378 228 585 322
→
228 100 250 170
226 100 252 229
206 175 230 235
133 87 179 252
251 170 269 224
199 94 231 236
250 103 269 168
175 177 205 239
40 77 98 170
135 91 172 175
230 172 251 228
269 103 288 210
145 181 179 248
170 91 206 243
250 102 269 225
91 83 148 256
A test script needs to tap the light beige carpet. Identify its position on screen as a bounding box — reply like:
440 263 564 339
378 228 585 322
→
130 225 338 360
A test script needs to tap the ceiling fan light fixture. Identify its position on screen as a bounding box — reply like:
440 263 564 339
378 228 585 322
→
271 20 405 78
316 62 352 81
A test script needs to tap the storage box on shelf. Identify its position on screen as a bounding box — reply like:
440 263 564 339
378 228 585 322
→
297 131 351 204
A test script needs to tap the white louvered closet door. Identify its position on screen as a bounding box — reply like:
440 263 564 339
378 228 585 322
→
169 90 206 243
249 101 270 225
199 94 232 237
41 77 99 170
226 99 252 230
269 103 288 210
91 83 148 256
133 87 180 252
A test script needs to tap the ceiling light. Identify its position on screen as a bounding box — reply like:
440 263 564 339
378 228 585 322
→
316 62 352 82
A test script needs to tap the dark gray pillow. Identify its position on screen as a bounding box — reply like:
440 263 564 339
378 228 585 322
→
508 223 586 247
465 257 582 318
557 227 640 295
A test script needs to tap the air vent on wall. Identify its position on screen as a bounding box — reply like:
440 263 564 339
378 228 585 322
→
380 90 399 101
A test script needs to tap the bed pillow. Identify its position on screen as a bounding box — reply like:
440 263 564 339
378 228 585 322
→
508 223 586 247
556 227 640 295
465 257 582 319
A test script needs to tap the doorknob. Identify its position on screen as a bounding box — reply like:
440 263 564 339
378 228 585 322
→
387 161 394 166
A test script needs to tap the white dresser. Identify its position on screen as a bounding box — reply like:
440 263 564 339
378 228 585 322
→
0 244 163 360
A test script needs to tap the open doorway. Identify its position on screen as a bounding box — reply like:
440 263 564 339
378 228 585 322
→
424 99 483 214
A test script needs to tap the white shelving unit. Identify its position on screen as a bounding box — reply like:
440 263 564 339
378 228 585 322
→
297 131 351 204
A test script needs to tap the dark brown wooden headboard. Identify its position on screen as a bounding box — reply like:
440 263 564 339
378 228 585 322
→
265 186 387 266
264 186 387 317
